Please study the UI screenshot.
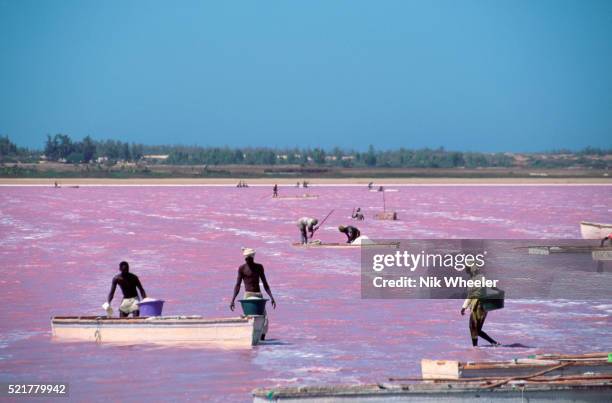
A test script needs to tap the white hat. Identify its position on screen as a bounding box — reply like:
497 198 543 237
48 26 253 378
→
242 247 255 257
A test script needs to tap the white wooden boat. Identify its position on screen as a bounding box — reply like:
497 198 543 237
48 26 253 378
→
525 245 612 255
272 194 319 200
580 221 612 239
292 241 399 249
51 315 265 347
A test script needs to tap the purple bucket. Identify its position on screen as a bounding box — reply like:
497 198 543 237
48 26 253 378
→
138 300 164 316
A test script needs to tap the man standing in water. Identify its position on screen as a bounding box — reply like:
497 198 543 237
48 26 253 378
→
273 184 278 198
352 207 365 220
106 261 147 318
230 248 276 340
460 265 500 347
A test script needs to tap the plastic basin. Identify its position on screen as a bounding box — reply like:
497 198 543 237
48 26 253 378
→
481 289 505 312
139 300 164 316
239 299 268 316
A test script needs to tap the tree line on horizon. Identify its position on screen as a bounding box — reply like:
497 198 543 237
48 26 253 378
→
0 134 610 169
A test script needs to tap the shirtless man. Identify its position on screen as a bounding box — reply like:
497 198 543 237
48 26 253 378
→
107 261 146 317
352 207 365 221
338 225 361 243
229 248 276 339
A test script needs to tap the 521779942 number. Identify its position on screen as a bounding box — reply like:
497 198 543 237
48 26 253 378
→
2 383 68 397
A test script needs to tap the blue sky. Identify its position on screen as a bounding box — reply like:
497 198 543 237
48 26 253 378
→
1 0 611 151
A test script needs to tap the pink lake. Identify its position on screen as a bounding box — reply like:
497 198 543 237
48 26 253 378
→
0 185 611 402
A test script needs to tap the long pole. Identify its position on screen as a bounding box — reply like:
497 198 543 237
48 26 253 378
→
312 209 334 235
382 190 386 212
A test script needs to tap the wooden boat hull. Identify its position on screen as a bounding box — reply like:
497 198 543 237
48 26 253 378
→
272 195 319 200
51 316 265 347
253 381 612 402
253 353 612 402
422 355 612 380
580 221 612 239
292 242 399 249
526 245 612 254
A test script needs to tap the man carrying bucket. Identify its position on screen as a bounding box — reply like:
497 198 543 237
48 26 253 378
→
230 248 276 340
106 261 147 318
460 265 500 347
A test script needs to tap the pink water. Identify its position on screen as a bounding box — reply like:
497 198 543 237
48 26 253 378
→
1 185 611 402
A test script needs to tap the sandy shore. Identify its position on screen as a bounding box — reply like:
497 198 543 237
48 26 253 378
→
1 177 610 185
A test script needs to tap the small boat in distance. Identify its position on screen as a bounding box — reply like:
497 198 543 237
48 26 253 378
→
272 194 319 200
369 189 399 192
291 242 399 249
580 221 612 239
51 315 265 348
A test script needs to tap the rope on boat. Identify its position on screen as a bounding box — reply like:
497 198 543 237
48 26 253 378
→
94 316 102 343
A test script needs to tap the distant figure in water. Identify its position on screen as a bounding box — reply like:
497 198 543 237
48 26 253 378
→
302 180 308 188
297 217 319 244
378 185 384 192
601 233 612 247
368 182 373 190
230 248 276 340
338 225 361 243
54 181 59 188
273 184 278 198
461 265 500 347
352 207 365 221
107 261 147 318
296 181 300 188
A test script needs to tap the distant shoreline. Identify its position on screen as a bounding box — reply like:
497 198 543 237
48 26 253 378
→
1 177 610 185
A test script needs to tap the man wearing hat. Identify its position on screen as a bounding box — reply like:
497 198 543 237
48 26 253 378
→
230 248 276 339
